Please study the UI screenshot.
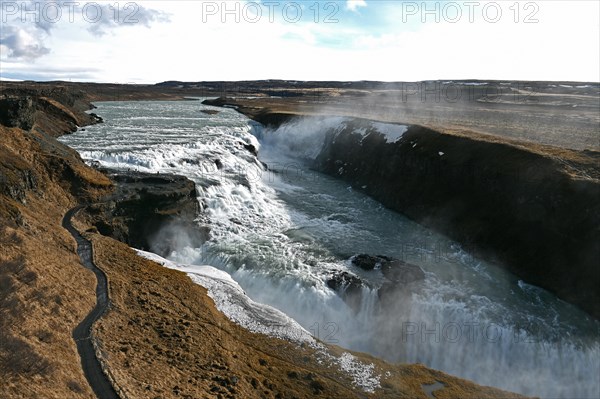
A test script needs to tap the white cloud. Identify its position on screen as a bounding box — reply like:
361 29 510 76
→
0 0 169 63
0 26 50 61
0 0 598 83
85 3 170 37
346 0 367 12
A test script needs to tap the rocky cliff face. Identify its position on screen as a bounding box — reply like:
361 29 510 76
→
312 118 600 319
0 97 35 130
84 170 208 256
202 97 298 127
0 85 102 136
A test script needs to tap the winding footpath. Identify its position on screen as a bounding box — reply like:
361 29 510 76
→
62 206 119 399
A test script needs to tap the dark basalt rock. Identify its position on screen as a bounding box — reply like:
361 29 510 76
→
242 142 258 156
201 98 230 107
0 97 35 130
350 254 425 303
89 113 104 123
351 254 393 271
85 169 209 257
326 271 364 312
351 254 425 283
326 271 363 292
328 255 425 309
380 259 425 285
314 119 600 319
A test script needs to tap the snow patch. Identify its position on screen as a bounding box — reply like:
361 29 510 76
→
135 250 315 344
371 122 408 143
337 352 380 393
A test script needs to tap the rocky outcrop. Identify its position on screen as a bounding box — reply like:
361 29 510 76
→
0 103 112 210
351 254 425 285
0 85 105 137
0 97 35 130
327 255 425 311
314 120 600 319
326 271 365 311
0 148 38 204
202 98 297 128
84 170 208 257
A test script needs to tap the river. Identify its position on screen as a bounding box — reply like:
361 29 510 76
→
59 100 600 398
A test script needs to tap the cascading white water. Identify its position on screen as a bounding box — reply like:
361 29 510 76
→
60 101 600 399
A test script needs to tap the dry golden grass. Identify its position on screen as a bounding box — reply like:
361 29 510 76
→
1 121 112 398
0 195 97 398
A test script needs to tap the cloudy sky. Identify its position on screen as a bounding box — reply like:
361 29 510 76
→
1 0 598 83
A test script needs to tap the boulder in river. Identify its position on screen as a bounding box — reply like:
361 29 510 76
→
351 254 425 284
351 254 393 271
350 254 425 304
326 271 364 312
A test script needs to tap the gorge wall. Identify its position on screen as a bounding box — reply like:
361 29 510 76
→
307 118 600 319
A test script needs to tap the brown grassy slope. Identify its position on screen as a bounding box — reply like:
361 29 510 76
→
1 84 113 397
82 230 528 399
0 124 112 398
